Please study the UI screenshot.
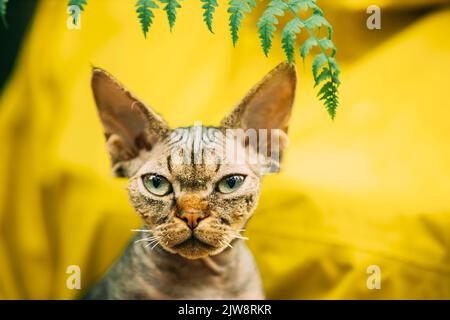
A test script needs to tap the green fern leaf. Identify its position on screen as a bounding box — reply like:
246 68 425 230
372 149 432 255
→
270 0 340 119
281 18 304 63
201 0 219 33
160 0 181 31
300 36 316 61
300 37 335 62
136 0 159 38
286 0 317 12
328 57 340 75
314 55 340 118
257 0 287 57
0 0 8 27
68 0 87 25
318 79 339 119
319 38 334 50
312 53 327 79
314 67 330 87
68 0 87 10
228 0 255 47
304 13 332 38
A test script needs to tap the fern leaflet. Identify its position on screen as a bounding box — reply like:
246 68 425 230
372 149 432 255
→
0 0 7 27
136 0 159 38
281 19 303 63
283 0 339 119
159 0 181 31
228 0 255 47
68 0 87 25
68 0 87 10
257 0 287 57
201 0 219 33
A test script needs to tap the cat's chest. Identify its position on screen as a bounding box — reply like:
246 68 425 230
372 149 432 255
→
126 263 263 300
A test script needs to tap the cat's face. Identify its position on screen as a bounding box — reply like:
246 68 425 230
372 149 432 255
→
127 126 262 259
92 62 296 259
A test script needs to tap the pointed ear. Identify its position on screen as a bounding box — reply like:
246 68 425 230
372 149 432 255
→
92 68 170 177
220 62 296 169
221 62 296 133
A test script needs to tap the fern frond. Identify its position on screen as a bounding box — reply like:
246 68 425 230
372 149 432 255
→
159 0 181 31
68 0 87 25
286 0 316 12
257 0 287 57
284 1 340 119
300 37 334 61
300 36 316 61
312 53 326 78
57 0 340 119
68 0 87 10
314 54 339 118
201 0 218 33
318 80 339 119
304 13 332 38
0 0 8 27
228 0 255 47
136 0 159 38
281 18 304 63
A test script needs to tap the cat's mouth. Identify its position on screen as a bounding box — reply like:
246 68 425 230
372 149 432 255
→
173 235 216 251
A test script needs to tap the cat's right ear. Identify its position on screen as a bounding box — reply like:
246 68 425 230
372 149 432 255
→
91 68 170 177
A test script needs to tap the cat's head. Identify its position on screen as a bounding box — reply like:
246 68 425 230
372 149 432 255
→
91 62 296 259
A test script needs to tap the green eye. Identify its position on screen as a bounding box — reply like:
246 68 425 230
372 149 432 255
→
142 175 172 196
217 175 246 194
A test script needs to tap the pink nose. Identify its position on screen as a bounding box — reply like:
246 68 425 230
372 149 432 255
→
177 210 207 229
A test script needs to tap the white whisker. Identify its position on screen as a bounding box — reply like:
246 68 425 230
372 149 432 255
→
131 229 152 233
134 236 158 243
220 236 233 249
150 241 160 250
144 239 159 248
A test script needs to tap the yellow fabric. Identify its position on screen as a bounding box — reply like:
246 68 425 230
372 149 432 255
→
1 0 449 299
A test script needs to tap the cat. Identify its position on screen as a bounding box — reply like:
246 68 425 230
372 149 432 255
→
84 62 297 299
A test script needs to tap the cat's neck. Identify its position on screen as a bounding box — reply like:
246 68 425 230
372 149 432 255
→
86 231 264 299
135 232 241 276
126 232 263 299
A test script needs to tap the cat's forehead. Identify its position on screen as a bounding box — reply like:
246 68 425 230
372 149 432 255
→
137 125 258 186
168 126 223 152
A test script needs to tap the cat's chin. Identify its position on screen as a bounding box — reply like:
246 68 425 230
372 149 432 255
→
168 237 224 260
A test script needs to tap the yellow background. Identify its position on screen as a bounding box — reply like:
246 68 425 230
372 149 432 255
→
0 0 449 299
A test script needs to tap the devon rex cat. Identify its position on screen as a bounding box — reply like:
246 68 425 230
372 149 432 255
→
85 62 297 299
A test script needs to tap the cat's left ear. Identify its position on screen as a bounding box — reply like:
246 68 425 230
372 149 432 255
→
92 68 170 177
220 62 296 168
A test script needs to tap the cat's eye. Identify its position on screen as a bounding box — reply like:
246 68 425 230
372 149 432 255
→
217 175 246 194
142 174 172 196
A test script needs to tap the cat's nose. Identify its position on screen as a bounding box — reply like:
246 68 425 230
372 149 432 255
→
176 194 209 228
177 210 207 229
